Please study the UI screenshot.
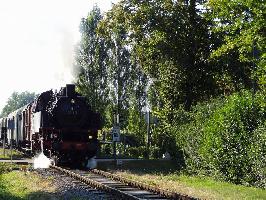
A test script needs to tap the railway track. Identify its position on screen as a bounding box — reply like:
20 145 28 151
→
50 165 197 200
37 167 117 200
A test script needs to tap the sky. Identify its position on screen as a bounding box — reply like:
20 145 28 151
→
0 0 118 113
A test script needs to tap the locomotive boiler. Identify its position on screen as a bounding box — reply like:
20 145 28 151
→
0 84 101 167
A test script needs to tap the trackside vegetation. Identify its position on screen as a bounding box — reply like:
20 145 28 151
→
115 171 266 199
0 163 56 200
99 160 266 199
0 91 36 117
0 149 25 159
74 0 265 189
168 91 266 187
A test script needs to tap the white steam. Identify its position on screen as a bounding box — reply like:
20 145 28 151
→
55 27 79 87
33 152 52 169
86 156 97 169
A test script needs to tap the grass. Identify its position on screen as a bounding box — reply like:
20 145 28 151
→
0 163 58 200
0 163 93 200
114 172 266 200
98 160 266 200
0 160 265 200
0 148 25 159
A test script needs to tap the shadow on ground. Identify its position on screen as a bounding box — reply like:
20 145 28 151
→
0 191 60 200
97 160 182 175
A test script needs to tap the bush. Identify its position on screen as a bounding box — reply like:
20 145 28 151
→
169 90 265 187
200 91 265 186
125 146 142 158
0 163 12 174
173 97 225 173
150 146 162 159
125 146 151 158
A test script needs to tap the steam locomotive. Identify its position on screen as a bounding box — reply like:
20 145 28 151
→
0 84 101 167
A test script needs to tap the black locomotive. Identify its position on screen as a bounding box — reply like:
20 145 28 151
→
0 84 101 167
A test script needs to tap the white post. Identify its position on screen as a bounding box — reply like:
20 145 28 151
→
40 137 44 153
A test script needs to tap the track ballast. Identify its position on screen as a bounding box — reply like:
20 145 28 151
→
50 165 197 200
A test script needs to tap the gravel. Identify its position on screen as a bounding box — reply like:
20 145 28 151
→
35 168 117 200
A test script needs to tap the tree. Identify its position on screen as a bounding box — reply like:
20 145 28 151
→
0 91 36 117
117 0 215 110
98 3 148 129
208 0 266 91
94 0 216 155
75 6 109 114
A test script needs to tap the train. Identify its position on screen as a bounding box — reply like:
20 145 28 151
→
0 84 102 167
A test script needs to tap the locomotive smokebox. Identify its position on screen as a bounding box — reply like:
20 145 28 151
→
66 84 75 97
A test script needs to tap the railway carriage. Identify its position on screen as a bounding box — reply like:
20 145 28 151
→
6 106 27 146
0 118 7 143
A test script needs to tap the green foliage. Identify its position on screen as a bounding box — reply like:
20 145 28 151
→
125 146 149 158
0 149 24 159
201 91 265 186
172 91 265 187
0 163 12 174
208 0 266 91
99 3 149 130
256 55 266 91
76 0 266 188
0 91 36 117
149 146 161 159
208 0 265 60
0 171 57 199
75 6 109 114
121 0 216 109
76 4 148 132
126 106 147 145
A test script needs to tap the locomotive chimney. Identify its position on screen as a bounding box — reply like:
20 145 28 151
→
66 84 75 97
